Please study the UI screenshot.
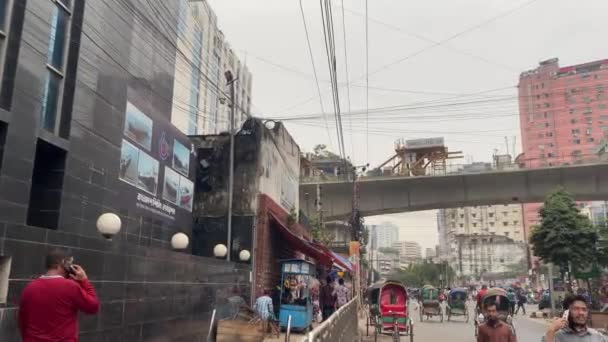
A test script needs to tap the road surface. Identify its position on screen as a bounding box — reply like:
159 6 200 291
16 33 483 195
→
360 301 547 342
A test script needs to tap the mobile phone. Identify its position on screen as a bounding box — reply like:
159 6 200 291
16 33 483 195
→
62 257 76 276
562 309 569 320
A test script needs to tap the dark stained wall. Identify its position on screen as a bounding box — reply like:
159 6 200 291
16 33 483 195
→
0 1 250 340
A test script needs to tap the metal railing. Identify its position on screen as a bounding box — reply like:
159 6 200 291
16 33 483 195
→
304 296 359 342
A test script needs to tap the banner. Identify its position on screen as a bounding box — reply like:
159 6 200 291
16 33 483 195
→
118 97 195 225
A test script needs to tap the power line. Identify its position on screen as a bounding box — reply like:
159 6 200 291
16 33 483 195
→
299 0 335 150
320 0 346 161
339 5 519 72
340 0 354 159
364 0 541 79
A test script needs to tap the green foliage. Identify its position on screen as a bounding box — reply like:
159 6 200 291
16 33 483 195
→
312 144 341 160
309 216 332 245
529 188 598 274
389 261 455 287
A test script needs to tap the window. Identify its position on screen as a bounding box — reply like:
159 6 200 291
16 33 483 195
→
489 222 495 227
574 139 581 144
503 222 508 226
488 213 494 218
460 214 464 218
459 224 463 228
27 139 67 229
41 1 72 136
546 132 553 137
472 213 476 218
473 223 477 227
571 119 578 124
572 128 580 135
569 109 575 114
584 96 592 104
544 103 550 108
600 104 606 110
513 221 519 225
586 128 592 135
583 108 592 115
547 152 554 158
504 232 509 237
545 122 550 128
588 137 595 143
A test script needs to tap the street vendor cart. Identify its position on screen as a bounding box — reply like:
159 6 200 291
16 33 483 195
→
279 259 315 332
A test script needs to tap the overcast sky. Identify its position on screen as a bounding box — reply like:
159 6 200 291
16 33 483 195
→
207 0 608 249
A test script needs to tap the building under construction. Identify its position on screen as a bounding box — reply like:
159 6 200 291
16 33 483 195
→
374 137 463 176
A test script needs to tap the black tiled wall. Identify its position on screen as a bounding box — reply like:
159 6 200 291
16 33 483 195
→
0 0 251 340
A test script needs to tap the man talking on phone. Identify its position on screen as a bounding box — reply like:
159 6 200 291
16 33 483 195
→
19 249 100 342
543 295 608 342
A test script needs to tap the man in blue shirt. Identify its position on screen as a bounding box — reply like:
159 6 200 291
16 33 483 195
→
254 289 275 320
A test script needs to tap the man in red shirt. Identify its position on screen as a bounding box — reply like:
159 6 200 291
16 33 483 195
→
19 249 100 342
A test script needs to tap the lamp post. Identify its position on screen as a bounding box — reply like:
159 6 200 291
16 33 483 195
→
214 244 228 259
96 213 122 240
171 233 189 250
225 70 237 261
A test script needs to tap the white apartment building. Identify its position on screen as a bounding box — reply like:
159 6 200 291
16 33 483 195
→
392 241 422 263
374 222 399 249
438 204 528 280
171 1 252 136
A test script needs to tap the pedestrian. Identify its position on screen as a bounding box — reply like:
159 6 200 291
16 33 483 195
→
543 294 608 341
477 285 489 315
320 276 336 321
254 289 274 320
227 287 246 319
515 289 527 315
333 278 350 308
507 288 516 315
18 249 99 342
477 301 517 342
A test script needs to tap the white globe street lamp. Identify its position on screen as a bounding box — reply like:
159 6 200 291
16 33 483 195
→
214 244 227 258
239 250 251 262
171 233 189 250
96 213 122 240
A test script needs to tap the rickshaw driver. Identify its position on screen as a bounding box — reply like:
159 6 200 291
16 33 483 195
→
477 301 517 342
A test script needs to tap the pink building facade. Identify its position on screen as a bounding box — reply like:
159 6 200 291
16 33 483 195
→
518 58 608 231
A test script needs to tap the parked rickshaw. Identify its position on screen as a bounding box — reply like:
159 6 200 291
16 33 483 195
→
446 288 469 322
419 285 443 322
474 287 516 337
366 280 414 342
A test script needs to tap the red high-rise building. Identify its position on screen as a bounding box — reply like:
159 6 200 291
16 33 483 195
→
518 58 608 231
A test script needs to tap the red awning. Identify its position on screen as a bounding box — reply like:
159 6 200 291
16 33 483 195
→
269 213 333 266
315 243 354 273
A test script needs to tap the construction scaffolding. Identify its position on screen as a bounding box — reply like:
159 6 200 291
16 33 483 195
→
374 137 463 177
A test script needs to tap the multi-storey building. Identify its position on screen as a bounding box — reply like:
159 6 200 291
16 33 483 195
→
518 58 608 230
392 241 422 264
171 1 252 136
438 204 528 280
375 222 400 249
0 1 251 339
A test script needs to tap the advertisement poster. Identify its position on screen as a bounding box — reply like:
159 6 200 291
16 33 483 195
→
118 99 195 224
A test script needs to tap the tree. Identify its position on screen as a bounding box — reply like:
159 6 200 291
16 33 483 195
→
389 261 455 287
312 144 341 160
529 188 598 279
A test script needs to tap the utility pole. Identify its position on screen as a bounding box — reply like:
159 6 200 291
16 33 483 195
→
225 70 237 261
